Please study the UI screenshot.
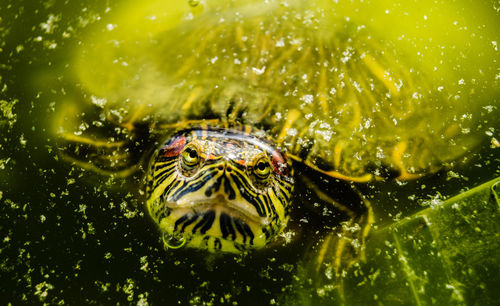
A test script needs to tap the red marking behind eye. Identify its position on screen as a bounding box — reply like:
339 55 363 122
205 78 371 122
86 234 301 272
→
271 150 290 177
160 136 186 157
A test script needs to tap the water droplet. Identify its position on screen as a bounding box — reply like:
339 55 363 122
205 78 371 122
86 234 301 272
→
163 233 186 249
188 0 200 7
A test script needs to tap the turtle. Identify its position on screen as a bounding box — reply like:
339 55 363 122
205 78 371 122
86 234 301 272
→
55 0 475 275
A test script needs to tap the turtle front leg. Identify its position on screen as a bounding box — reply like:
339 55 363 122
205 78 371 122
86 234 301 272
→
297 174 373 297
304 175 373 270
391 141 426 180
54 101 142 178
58 134 138 177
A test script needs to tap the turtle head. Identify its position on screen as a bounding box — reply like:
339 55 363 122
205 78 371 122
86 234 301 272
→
146 126 294 252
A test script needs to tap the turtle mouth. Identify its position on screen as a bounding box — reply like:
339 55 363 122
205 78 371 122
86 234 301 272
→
160 196 272 252
165 196 267 226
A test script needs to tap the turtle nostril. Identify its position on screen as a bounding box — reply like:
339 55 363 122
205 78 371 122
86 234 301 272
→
226 167 232 172
218 165 224 171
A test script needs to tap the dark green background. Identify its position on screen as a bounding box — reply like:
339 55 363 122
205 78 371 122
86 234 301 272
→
0 0 499 304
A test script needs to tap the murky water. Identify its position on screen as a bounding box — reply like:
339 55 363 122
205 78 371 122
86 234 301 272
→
1 0 498 304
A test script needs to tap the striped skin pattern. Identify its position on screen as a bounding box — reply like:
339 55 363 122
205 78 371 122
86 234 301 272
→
146 126 294 253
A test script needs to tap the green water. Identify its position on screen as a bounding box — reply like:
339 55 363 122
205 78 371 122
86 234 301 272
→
0 0 499 304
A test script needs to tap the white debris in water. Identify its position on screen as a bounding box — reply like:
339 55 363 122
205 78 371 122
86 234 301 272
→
353 81 362 92
121 201 138 219
73 122 89 136
458 78 465 85
461 113 472 120
396 179 408 186
252 66 266 75
341 46 354 63
395 79 403 91
140 256 149 272
122 278 136 302
286 128 297 137
482 105 494 113
91 95 107 108
446 170 461 180
0 158 11 170
300 94 313 104
40 14 61 34
19 134 27 146
210 56 218 64
275 37 285 47
324 265 333 280
319 122 331 129
79 204 87 218
34 281 54 302
106 23 116 31
420 193 445 209
87 222 96 235
364 118 372 129
492 41 498 51
445 283 465 302
46 41 57 49
137 293 149 306
437 86 444 92
0 99 17 128
376 147 385 159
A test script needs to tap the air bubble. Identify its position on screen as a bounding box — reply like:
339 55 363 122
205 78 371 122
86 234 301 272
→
188 0 200 7
163 233 186 249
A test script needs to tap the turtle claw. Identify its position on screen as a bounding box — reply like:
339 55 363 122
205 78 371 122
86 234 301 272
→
312 218 369 278
56 115 142 177
391 141 434 181
58 151 138 178
58 132 126 148
288 154 375 183
53 95 151 178
57 131 140 177
297 174 373 297
300 220 369 301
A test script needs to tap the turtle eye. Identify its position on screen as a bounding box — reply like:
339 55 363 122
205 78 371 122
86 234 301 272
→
252 155 271 181
181 143 201 170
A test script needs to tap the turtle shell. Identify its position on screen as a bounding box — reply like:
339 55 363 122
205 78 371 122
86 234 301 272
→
72 0 479 181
